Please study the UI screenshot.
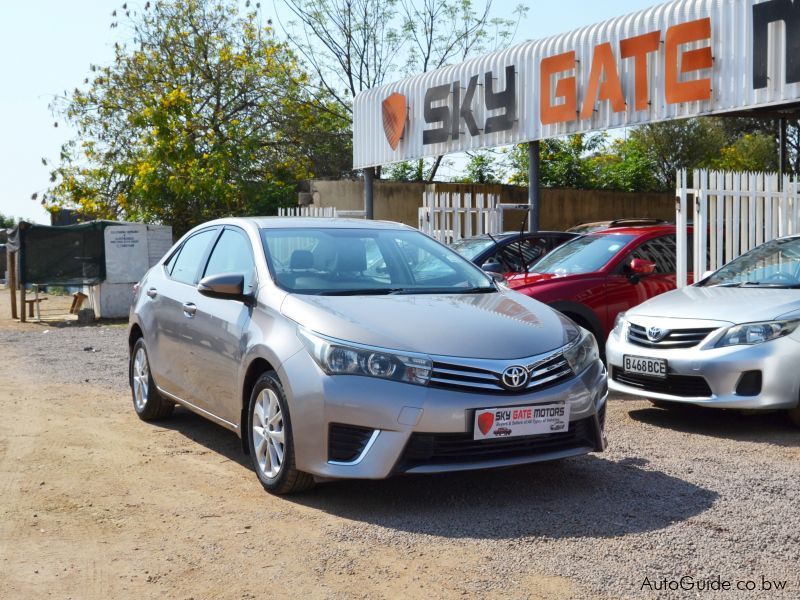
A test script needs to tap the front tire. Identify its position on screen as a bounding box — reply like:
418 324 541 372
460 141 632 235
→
130 338 174 421
247 372 314 495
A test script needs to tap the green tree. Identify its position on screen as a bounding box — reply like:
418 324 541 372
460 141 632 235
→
626 119 726 190
43 0 350 235
590 138 660 192
0 212 17 229
508 134 606 188
710 133 779 172
460 151 501 184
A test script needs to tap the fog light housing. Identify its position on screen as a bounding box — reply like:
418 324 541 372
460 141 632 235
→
735 371 762 396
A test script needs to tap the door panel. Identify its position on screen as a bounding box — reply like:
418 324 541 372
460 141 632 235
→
150 228 219 400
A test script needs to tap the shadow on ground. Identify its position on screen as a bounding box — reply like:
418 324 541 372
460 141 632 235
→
153 408 718 541
628 403 800 447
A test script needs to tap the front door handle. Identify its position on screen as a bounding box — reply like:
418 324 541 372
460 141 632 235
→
182 302 197 317
146 288 157 298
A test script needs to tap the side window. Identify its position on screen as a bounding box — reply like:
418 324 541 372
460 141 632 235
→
170 229 218 285
630 236 677 274
203 228 256 291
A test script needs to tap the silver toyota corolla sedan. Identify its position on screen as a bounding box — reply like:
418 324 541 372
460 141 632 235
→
129 218 607 494
607 234 800 426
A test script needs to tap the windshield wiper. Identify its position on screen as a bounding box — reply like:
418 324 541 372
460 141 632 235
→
740 281 800 289
388 286 497 295
317 288 406 296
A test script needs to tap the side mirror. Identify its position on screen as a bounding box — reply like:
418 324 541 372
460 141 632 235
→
486 272 506 285
701 270 714 280
629 258 656 275
198 273 250 302
481 260 503 274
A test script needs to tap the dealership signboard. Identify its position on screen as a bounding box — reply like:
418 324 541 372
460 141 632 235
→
353 0 800 169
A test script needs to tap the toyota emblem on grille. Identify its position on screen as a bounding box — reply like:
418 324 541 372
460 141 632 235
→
501 366 529 391
647 326 667 342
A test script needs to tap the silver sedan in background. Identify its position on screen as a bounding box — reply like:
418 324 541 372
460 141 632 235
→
607 234 800 426
129 218 607 494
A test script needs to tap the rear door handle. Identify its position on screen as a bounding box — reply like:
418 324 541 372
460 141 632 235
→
182 302 197 317
146 288 157 298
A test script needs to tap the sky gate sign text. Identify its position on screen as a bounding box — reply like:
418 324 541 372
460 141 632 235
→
353 0 800 170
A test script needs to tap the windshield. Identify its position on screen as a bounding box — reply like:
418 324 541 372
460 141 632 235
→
450 237 497 261
531 234 635 275
261 227 495 295
703 237 800 288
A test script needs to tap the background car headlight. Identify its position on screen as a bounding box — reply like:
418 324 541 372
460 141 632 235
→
564 328 599 374
715 320 800 347
612 312 627 338
298 328 432 385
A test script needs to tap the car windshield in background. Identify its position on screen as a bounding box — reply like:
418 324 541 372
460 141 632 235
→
261 228 495 295
531 234 636 275
703 237 800 288
450 237 497 261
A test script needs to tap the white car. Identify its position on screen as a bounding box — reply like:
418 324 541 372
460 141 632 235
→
607 235 800 426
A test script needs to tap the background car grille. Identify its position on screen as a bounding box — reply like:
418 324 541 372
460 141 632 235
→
429 352 573 394
399 417 596 468
328 424 375 463
627 323 716 349
611 367 712 397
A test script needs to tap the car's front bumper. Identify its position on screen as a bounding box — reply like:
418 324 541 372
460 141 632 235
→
278 350 607 480
606 326 800 410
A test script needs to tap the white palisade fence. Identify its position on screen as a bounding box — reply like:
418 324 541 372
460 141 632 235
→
675 169 800 288
278 206 365 218
418 191 529 243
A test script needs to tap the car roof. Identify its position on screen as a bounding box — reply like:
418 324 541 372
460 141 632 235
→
195 216 413 231
588 224 680 236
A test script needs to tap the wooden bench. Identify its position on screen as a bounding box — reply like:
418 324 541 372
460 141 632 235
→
23 297 46 318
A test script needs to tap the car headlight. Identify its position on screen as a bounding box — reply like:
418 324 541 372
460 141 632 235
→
715 320 800 347
612 312 627 338
298 327 432 385
564 328 600 374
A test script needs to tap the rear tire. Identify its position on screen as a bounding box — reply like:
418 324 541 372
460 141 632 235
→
247 371 314 495
130 338 174 421
788 405 800 428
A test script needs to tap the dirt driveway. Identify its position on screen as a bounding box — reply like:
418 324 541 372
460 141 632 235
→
0 288 798 599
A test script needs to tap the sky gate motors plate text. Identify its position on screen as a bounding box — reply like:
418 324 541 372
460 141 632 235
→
353 0 800 169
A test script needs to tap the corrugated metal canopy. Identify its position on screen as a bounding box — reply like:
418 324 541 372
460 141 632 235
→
353 0 800 169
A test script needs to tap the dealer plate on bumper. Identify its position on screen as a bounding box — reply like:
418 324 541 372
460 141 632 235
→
473 403 570 440
623 355 667 378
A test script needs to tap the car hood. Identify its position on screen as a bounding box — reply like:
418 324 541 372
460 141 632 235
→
280 290 579 359
628 286 800 323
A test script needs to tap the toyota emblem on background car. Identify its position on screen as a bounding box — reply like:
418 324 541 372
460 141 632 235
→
647 326 666 342
502 365 529 390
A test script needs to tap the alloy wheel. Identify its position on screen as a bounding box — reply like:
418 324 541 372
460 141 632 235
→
132 347 149 411
252 388 285 479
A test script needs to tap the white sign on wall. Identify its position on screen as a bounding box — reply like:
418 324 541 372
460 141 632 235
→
104 225 149 284
353 0 800 168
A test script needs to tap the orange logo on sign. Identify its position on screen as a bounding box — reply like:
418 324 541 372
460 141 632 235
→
382 92 407 150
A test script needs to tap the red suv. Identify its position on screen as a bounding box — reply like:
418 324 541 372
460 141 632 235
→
505 225 691 350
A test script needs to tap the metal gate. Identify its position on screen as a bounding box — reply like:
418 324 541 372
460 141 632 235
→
676 169 800 288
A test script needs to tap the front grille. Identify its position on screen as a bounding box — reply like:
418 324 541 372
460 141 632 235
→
611 367 712 397
399 417 596 468
328 424 375 463
628 323 716 349
430 351 574 394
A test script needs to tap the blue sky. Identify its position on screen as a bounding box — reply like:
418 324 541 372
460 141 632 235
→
0 0 659 224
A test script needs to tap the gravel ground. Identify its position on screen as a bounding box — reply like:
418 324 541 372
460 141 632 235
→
2 298 799 598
